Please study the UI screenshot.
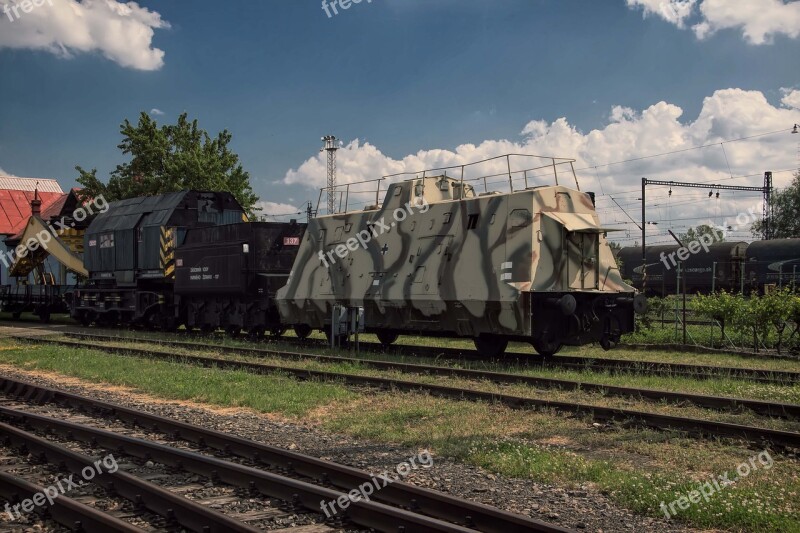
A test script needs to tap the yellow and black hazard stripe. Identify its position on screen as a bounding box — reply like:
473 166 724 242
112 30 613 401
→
58 228 85 253
160 226 176 278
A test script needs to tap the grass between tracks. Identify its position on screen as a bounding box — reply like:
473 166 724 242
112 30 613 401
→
77 325 800 372
0 338 798 532
58 334 800 409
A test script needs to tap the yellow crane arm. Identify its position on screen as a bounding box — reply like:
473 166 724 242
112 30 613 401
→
8 216 88 278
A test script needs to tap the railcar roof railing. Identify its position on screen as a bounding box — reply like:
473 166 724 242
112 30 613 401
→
316 177 386 216
318 154 580 215
383 153 580 196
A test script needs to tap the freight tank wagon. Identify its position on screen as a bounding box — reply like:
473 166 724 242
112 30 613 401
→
618 242 747 296
277 174 642 357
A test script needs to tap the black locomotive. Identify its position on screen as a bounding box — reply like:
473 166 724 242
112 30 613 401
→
71 190 306 334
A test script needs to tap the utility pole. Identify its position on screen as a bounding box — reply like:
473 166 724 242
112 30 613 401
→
641 178 647 294
321 135 339 215
763 171 773 240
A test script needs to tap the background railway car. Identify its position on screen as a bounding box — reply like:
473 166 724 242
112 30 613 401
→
619 242 747 296
744 238 800 291
174 220 307 338
71 190 245 328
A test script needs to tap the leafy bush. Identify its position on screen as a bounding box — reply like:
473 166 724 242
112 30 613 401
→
693 290 800 353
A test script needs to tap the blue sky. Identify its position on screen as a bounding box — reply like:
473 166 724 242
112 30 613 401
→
0 0 799 239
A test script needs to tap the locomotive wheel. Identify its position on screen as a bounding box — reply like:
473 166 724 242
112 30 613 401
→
247 326 265 340
293 324 312 340
97 312 119 328
531 338 562 358
473 335 509 358
161 317 179 333
78 311 93 327
376 331 399 348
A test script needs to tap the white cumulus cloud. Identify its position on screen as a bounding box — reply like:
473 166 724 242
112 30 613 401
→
0 0 170 70
255 201 303 221
149 108 164 116
626 0 800 44
285 88 800 193
282 88 800 241
626 0 697 28
782 87 800 110
694 0 800 44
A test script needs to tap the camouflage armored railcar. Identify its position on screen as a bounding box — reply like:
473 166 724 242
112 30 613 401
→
276 174 644 357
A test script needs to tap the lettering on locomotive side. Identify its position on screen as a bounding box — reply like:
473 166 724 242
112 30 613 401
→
188 266 218 281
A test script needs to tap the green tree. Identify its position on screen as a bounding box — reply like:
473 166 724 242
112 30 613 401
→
76 112 258 217
679 224 725 244
752 171 800 239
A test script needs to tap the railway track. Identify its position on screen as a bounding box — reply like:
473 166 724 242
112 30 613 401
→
4 320 800 384
296 337 800 385
15 335 800 451
0 376 567 533
62 332 800 419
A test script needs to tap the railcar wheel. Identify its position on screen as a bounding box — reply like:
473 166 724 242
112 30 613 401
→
226 325 241 338
200 324 215 334
11 312 21 320
531 338 562 358
270 327 286 338
293 324 312 340
376 331 399 348
473 335 509 358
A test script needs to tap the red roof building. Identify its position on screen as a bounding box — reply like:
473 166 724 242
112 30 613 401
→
0 177 65 237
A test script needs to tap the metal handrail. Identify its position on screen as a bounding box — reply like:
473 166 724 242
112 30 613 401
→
317 177 386 215
382 154 580 199
319 154 581 215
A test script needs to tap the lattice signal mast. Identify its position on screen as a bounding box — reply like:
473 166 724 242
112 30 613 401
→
321 135 339 215
764 171 773 240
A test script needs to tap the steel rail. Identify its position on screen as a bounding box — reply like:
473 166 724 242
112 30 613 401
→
0 421 260 533
0 405 506 533
19 336 800 450
0 471 143 532
60 332 800 419
0 376 566 533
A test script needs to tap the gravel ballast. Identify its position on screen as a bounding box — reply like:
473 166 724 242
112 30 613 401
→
0 364 691 533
